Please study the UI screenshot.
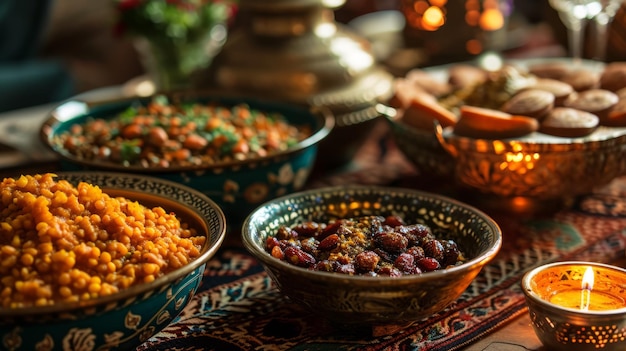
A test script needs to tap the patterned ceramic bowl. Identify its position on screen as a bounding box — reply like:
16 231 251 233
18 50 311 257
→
40 92 334 224
241 185 502 325
0 172 227 351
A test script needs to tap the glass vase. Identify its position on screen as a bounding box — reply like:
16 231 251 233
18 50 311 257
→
134 23 227 92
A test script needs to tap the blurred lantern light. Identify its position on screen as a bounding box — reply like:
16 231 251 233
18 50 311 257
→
422 5 446 30
480 8 504 30
430 0 447 7
466 38 482 54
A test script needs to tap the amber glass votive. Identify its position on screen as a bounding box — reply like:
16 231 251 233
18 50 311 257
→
522 261 626 351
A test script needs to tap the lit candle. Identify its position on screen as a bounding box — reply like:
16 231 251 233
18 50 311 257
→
525 263 626 312
548 267 625 311
522 262 626 351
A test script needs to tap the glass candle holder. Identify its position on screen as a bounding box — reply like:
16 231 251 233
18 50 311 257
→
521 261 626 351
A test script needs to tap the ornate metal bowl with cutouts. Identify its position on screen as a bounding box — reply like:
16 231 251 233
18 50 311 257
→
436 125 626 212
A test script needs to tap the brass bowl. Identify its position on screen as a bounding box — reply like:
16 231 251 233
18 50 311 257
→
384 58 626 213
379 104 455 179
241 185 502 325
436 124 626 212
522 261 626 351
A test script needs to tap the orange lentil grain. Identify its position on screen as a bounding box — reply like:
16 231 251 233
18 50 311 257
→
0 173 206 308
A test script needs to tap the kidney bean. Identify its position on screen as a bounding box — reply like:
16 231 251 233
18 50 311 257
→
148 126 168 146
183 134 208 150
422 240 445 261
299 237 319 255
376 266 402 277
374 232 408 252
318 234 340 251
291 222 320 237
383 215 405 227
394 252 415 273
284 246 316 267
355 251 380 272
416 257 441 272
266 237 281 250
271 246 284 260
406 246 425 261
319 220 342 239
121 124 143 139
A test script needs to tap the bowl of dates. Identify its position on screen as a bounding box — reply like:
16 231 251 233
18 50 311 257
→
241 185 502 325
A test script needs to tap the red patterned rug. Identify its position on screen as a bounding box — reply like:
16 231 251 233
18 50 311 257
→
137 145 626 351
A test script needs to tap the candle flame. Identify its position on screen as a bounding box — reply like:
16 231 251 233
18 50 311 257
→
580 267 594 310
582 267 594 290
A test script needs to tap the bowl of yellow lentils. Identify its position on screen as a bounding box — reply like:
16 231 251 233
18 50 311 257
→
0 172 227 351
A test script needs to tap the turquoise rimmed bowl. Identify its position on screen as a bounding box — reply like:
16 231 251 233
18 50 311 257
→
40 92 334 224
0 172 226 351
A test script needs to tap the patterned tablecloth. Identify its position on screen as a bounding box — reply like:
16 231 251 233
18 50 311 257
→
136 124 626 351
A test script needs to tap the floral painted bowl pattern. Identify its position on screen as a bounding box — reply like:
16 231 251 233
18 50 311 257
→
241 185 502 325
40 93 334 224
0 172 227 351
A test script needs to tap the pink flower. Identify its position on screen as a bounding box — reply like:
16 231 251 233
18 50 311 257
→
117 0 144 11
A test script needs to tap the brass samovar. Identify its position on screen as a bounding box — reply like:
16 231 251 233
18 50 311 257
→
201 0 393 169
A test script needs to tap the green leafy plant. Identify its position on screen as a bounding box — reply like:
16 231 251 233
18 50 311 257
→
112 0 237 90
114 0 234 44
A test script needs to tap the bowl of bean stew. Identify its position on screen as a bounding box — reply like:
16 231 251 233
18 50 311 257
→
0 172 226 351
40 92 334 224
242 185 502 325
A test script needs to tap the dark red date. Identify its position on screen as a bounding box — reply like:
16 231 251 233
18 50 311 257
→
264 215 466 276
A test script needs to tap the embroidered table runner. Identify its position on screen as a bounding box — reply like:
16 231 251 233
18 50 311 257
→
138 135 626 351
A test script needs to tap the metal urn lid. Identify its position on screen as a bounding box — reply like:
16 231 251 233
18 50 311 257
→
199 0 394 168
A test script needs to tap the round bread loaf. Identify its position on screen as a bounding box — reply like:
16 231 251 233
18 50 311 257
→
527 78 574 106
604 99 626 126
600 62 626 91
500 89 555 120
561 68 600 92
539 107 599 137
405 69 453 97
528 62 570 80
389 78 437 109
563 89 619 120
448 64 488 90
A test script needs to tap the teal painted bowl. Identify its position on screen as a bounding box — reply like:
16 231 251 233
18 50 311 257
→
40 92 334 224
0 172 227 351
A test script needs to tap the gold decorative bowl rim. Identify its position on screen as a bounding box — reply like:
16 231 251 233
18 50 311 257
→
437 125 626 155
